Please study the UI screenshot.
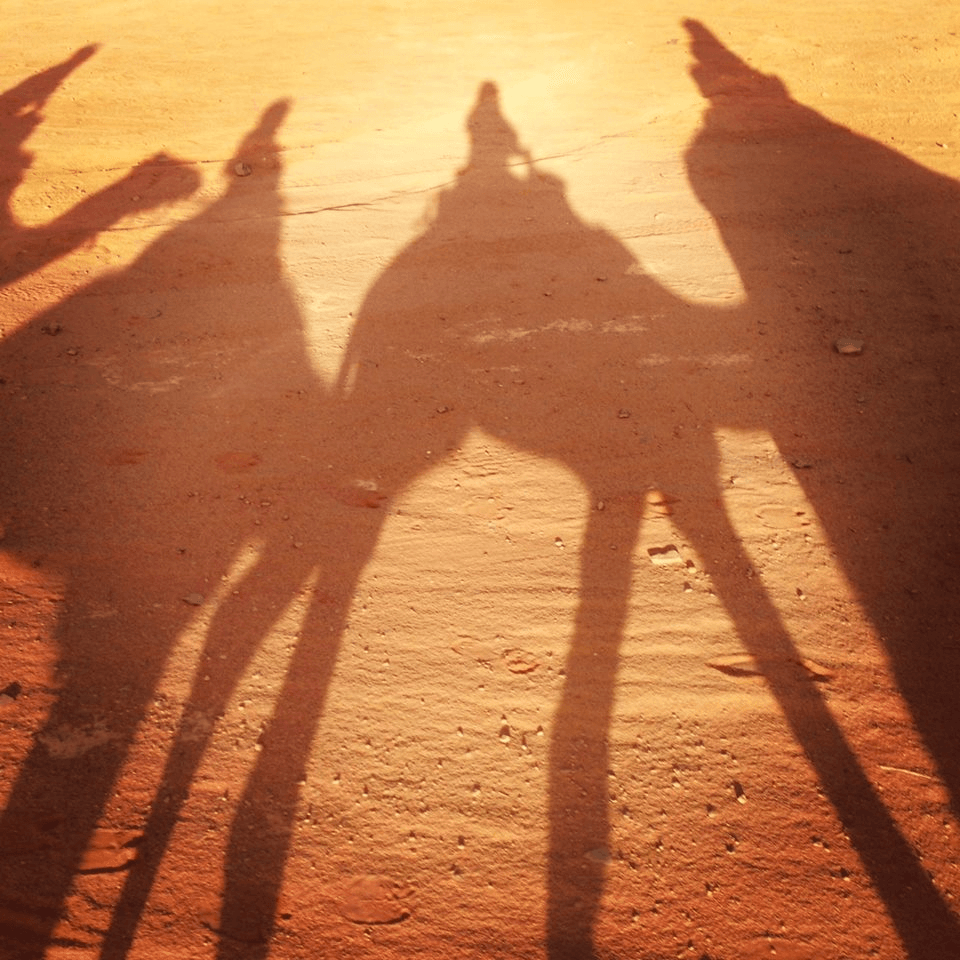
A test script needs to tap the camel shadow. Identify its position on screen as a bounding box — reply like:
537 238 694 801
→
0 93 333 955
327 57 960 957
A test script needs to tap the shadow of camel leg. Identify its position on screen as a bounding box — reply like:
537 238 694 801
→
212 505 388 956
0 623 169 958
99 547 318 959
678 487 960 959
547 500 643 960
213 573 355 956
0 557 190 959
101 506 386 958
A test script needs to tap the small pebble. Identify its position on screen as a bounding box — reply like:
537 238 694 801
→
834 338 864 355
234 161 252 177
182 593 204 606
585 847 613 864
648 544 683 565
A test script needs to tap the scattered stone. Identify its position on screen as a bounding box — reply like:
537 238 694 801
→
339 875 414 924
617 408 631 419
0 681 22 706
182 592 204 606
554 537 564 549
733 780 747 804
41 323 62 336
78 829 142 872
644 492 679 518
585 847 613 864
499 723 511 743
647 544 683 565
708 653 834 682
707 654 763 678
38 721 120 759
790 458 813 469
796 657 836 681
234 161 252 177
502 648 538 674
834 338 864 355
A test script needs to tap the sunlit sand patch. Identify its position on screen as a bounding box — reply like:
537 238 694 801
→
306 431 569 890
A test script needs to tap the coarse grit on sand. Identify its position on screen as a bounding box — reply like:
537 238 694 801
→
0 3 958 959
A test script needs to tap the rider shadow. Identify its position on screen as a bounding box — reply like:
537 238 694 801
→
683 18 960 833
0 45 197 287
121 67 958 958
106 79 712 958
682 22 960 959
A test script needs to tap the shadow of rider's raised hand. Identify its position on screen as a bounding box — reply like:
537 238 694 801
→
0 46 200 286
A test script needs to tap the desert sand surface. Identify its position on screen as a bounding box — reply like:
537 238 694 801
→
1 2 959 958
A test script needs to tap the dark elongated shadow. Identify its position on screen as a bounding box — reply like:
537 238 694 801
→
333 66 960 957
333 80 714 958
100 101 402 959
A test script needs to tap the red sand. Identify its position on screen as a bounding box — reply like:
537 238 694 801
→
1 4 958 958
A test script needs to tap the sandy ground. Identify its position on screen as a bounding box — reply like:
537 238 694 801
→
1 2 959 958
